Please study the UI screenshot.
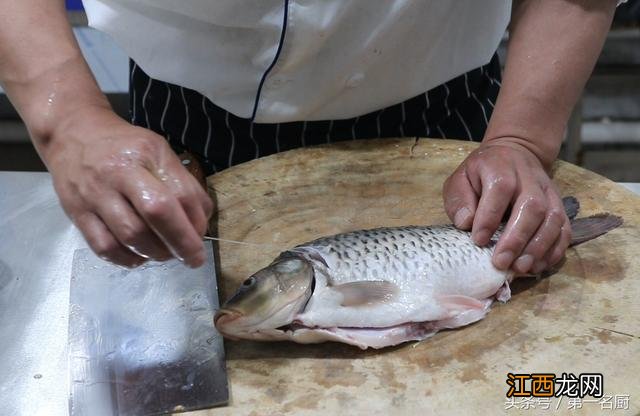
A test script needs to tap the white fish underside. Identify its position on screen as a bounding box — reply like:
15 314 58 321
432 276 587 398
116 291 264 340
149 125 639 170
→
282 225 513 349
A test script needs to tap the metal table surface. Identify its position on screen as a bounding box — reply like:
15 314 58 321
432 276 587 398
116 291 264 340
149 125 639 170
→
0 172 86 416
1 171 639 415
620 182 640 195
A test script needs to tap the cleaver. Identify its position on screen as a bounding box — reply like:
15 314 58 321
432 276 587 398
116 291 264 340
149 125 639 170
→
68 241 228 416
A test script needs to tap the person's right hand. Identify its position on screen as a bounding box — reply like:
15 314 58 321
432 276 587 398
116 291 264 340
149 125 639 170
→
45 107 214 268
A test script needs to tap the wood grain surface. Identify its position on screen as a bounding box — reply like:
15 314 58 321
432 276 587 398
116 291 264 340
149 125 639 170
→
196 138 639 415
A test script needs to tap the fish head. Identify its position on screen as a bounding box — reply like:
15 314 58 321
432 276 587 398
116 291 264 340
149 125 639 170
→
214 257 314 339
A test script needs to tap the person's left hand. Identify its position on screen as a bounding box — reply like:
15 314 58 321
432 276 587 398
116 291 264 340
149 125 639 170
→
442 140 571 274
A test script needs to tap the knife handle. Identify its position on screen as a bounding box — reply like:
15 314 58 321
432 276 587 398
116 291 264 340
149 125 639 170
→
178 151 208 191
178 151 212 235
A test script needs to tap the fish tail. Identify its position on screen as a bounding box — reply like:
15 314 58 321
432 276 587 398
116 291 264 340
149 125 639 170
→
569 213 623 246
562 196 580 220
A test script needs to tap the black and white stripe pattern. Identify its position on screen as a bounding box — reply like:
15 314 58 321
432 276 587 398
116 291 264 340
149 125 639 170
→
130 53 501 175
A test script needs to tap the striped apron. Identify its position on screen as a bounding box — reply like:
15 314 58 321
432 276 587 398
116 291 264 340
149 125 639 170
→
130 53 501 175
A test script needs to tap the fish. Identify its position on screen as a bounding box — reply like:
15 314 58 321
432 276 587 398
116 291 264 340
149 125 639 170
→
214 197 622 349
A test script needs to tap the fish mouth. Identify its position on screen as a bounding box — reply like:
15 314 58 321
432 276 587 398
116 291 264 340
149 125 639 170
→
213 298 308 338
219 321 318 342
214 308 242 328
214 298 314 340
275 322 312 333
213 309 247 341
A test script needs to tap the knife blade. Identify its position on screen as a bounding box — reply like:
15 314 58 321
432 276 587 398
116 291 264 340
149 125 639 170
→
68 241 228 416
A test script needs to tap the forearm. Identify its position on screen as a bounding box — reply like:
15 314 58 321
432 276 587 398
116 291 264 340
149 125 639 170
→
0 0 110 164
484 0 617 169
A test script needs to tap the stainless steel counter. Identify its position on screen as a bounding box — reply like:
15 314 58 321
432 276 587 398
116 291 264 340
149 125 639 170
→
1 171 638 415
621 182 640 195
0 172 86 416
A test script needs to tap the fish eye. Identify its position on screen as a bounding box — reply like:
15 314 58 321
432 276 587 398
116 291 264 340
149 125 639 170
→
242 277 255 287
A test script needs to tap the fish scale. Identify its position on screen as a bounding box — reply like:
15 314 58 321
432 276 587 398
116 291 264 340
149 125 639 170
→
294 225 494 286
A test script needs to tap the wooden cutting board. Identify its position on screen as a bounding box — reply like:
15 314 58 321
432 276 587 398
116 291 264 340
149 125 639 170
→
199 138 639 415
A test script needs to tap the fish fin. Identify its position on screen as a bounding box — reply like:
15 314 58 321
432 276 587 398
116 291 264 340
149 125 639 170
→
492 196 579 243
333 281 398 307
570 213 623 246
563 196 580 220
436 302 492 329
436 294 486 311
540 257 565 278
495 281 511 303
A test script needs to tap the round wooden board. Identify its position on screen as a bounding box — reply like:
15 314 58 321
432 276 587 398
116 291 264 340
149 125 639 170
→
199 138 639 416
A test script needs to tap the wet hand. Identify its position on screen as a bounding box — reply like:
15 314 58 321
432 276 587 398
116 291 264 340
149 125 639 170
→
442 141 571 274
46 108 213 268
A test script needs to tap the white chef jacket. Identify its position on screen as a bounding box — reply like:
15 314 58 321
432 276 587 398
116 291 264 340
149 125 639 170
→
83 1 512 123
